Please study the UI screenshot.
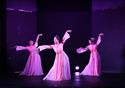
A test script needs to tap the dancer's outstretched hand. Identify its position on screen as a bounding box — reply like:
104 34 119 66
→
38 33 43 36
66 30 72 33
99 33 104 36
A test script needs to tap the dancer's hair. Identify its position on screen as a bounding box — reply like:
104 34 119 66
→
55 35 60 41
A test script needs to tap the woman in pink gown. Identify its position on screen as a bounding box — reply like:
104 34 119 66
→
38 30 72 81
15 34 44 76
76 33 104 76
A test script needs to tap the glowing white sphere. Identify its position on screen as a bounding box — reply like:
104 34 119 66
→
75 66 79 70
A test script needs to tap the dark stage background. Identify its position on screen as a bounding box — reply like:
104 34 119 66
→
0 0 7 75
92 6 125 73
0 0 125 75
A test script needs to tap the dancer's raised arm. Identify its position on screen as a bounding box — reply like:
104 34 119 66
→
96 33 104 46
62 30 72 44
34 33 43 47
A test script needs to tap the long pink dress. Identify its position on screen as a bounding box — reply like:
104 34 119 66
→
38 32 71 81
77 35 102 76
16 43 44 76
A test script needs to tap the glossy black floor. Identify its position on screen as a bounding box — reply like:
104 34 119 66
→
0 73 125 88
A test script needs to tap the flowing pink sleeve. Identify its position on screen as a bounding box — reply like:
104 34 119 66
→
76 47 88 54
16 46 27 51
38 45 52 51
62 32 70 43
96 35 101 45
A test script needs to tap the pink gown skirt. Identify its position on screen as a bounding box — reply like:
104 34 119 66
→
43 52 71 81
80 52 101 76
20 52 44 76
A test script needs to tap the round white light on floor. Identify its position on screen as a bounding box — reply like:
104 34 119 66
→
75 72 80 76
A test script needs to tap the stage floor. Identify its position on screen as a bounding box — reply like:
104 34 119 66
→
0 73 125 88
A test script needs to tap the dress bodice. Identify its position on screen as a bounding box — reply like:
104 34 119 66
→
52 43 63 54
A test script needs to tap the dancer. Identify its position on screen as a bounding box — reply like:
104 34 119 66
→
15 34 44 76
38 30 72 81
76 33 104 76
